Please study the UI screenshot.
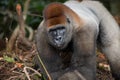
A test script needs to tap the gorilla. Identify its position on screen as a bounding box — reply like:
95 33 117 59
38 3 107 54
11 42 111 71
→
35 0 120 80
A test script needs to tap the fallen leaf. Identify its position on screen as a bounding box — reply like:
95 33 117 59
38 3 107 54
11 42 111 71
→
15 62 24 68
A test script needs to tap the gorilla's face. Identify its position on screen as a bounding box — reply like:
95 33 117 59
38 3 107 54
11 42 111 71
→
49 26 66 46
48 25 67 49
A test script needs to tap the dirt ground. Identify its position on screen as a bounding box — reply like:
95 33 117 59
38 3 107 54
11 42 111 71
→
0 42 115 80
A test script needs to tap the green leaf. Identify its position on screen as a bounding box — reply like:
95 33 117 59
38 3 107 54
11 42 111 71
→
3 55 15 63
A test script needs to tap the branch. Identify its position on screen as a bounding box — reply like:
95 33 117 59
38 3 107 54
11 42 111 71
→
16 4 25 37
37 53 52 80
7 26 19 51
23 66 42 80
23 0 31 20
7 0 33 51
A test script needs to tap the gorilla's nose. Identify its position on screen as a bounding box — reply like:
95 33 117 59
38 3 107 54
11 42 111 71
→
54 36 63 45
56 36 62 41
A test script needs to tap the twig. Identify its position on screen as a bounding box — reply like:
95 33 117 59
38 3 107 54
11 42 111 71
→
7 26 19 51
7 3 25 51
16 4 25 37
23 66 42 80
23 0 34 41
25 25 34 41
37 53 52 80
27 12 43 18
12 71 23 75
6 74 25 80
24 67 31 80
6 76 19 80
23 0 31 20
16 4 32 51
5 37 9 51
74 70 86 80
7 0 33 51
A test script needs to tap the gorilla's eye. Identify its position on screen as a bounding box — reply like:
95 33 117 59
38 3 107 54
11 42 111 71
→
59 28 66 35
53 31 57 35
67 18 70 23
49 30 57 37
49 27 66 37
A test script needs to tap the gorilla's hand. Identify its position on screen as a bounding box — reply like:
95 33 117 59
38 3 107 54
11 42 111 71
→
58 70 86 80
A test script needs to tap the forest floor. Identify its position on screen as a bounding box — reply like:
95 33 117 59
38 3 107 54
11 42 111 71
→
0 41 114 80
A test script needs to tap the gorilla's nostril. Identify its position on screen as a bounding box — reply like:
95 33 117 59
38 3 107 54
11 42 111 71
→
56 36 62 41
54 36 63 45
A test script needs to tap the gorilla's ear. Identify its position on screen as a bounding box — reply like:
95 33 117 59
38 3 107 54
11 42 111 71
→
43 3 67 28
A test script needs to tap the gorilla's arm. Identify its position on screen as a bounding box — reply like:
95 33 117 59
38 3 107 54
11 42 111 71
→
81 1 120 79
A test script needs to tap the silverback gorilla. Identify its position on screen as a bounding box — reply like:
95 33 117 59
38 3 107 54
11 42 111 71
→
35 0 120 80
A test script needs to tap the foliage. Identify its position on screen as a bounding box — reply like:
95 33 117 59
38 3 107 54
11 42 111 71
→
0 0 120 39
3 55 15 63
0 0 66 39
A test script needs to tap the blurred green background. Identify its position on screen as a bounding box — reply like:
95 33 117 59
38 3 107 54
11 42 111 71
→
0 0 120 39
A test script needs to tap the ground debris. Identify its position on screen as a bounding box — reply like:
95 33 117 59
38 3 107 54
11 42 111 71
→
0 45 115 80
